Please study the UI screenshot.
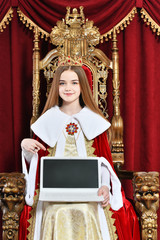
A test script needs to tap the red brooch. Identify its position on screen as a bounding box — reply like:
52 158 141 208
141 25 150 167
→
66 123 78 135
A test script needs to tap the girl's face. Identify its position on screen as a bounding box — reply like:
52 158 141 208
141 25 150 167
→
59 70 81 106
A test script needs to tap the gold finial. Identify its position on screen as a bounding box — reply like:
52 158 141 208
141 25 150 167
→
65 6 85 27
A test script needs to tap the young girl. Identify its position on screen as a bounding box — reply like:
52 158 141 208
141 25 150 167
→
20 65 140 240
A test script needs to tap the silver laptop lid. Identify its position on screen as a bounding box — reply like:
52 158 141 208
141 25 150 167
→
39 157 103 202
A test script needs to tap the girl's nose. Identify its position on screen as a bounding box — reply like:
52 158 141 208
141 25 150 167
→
65 84 71 91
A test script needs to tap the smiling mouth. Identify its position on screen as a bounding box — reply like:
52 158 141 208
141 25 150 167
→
64 93 73 96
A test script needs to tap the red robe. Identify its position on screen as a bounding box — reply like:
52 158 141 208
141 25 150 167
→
19 131 140 240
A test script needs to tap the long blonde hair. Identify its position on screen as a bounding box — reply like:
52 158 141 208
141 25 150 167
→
42 65 107 119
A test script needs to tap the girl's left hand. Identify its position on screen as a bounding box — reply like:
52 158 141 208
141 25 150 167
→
98 185 110 207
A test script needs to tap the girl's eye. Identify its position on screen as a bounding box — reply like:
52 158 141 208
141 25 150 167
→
73 81 78 85
59 82 65 85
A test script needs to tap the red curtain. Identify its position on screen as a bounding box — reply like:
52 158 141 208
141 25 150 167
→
0 0 10 22
0 0 160 238
17 0 135 33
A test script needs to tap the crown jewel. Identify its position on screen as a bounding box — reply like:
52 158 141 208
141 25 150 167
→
58 55 83 67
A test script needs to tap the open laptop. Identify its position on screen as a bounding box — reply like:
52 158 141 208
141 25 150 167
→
39 157 104 202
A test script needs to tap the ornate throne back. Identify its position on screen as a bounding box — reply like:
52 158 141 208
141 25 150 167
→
32 6 124 169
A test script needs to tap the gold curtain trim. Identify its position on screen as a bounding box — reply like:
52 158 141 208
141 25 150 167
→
0 7 14 33
100 7 137 42
17 8 50 40
140 8 160 36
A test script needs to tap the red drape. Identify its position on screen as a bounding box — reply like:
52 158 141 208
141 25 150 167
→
0 0 160 239
0 0 10 22
18 0 135 34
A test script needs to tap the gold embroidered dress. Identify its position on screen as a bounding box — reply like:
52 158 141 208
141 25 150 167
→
22 106 122 240
40 131 103 240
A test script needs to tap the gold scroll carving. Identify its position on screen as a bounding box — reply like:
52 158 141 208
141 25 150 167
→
133 172 159 240
0 173 26 240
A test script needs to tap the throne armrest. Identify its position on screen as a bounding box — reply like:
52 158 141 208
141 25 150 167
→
114 164 160 240
0 173 26 240
133 172 159 240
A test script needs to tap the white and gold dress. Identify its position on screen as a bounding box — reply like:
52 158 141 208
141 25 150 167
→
22 106 123 240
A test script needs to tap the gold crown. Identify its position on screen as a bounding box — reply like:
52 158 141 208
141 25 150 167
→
58 55 83 66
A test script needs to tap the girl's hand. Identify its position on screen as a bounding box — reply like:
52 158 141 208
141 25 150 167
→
98 185 110 207
21 138 46 154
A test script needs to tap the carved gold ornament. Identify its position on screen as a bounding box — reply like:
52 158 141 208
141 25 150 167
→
50 6 100 57
58 55 83 66
0 173 26 240
133 172 159 240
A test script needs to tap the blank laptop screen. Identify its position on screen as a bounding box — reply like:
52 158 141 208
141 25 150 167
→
43 159 99 188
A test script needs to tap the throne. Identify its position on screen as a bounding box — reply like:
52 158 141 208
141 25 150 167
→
0 6 159 240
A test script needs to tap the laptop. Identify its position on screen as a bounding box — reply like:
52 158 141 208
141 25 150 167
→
39 157 104 202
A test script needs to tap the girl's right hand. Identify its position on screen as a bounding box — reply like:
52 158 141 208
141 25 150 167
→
21 138 46 154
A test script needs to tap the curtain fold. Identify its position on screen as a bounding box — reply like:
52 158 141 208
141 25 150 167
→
0 8 33 172
0 0 10 22
143 0 160 25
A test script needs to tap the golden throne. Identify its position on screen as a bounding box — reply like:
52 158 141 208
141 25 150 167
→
0 6 159 240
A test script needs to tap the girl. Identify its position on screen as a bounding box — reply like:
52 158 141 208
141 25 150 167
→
20 65 140 240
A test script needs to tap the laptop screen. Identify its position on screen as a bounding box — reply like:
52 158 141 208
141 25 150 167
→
43 159 99 188
39 157 103 202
